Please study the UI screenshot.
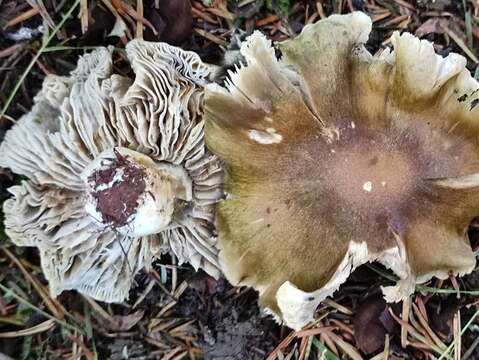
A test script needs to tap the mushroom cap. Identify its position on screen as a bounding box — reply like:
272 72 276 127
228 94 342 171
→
204 12 479 329
0 40 223 302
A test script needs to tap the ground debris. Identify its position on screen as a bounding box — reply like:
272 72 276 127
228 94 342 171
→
176 274 280 359
1 0 479 358
353 293 399 354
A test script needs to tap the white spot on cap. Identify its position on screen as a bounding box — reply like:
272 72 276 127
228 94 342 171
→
381 181 387 187
351 121 356 129
248 128 282 144
363 181 373 192
251 218 264 224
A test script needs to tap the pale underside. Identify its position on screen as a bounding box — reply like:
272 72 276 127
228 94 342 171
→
0 40 223 302
205 12 479 329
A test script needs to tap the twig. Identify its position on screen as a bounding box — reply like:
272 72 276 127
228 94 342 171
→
0 283 83 334
80 0 89 34
68 333 95 360
401 297 410 348
323 298 353 315
389 308 452 358
194 28 227 45
0 319 55 337
82 295 114 322
136 0 143 39
1 247 65 320
256 15 279 27
316 1 326 19
370 335 390 360
453 311 461 360
111 0 157 35
438 309 479 360
5 7 40 28
462 333 479 359
328 332 363 360
0 44 24 59
412 303 448 351
26 0 55 29
441 24 479 63
191 7 218 23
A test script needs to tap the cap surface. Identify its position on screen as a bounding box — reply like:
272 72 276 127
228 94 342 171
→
204 12 479 329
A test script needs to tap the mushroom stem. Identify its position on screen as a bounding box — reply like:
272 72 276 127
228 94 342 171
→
82 147 192 237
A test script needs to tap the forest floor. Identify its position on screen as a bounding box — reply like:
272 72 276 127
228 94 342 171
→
1 0 479 359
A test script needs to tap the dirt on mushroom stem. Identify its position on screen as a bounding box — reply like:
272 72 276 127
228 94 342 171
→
88 150 147 228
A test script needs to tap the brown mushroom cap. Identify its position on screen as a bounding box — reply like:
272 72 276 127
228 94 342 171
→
204 12 479 329
0 40 223 302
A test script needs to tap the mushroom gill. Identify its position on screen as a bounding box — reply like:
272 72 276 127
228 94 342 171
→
204 12 479 329
0 40 223 302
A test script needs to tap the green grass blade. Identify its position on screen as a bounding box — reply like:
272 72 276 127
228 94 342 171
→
0 282 85 335
438 309 479 360
0 0 81 118
311 337 340 360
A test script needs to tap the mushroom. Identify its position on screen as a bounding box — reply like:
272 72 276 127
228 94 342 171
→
0 40 223 302
204 12 479 329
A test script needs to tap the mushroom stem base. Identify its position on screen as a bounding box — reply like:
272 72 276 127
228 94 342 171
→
82 147 192 237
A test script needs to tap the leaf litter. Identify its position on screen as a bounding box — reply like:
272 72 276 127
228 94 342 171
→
1 0 479 358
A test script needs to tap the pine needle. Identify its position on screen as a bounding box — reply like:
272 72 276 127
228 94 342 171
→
0 0 81 119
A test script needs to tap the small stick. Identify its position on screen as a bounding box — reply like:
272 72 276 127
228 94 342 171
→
401 297 411 348
80 0 88 34
136 0 143 39
5 7 40 28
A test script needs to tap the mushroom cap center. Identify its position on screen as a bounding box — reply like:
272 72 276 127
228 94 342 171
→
314 119 479 227
82 147 192 237
331 148 414 207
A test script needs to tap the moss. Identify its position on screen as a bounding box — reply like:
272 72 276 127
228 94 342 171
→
266 0 292 15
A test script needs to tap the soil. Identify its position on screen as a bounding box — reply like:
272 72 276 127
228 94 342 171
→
175 275 281 360
88 150 146 228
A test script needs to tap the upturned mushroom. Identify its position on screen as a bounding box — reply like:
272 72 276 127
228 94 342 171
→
204 12 479 329
0 40 223 302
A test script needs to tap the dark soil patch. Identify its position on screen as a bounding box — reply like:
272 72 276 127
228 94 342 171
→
88 150 146 228
176 274 281 360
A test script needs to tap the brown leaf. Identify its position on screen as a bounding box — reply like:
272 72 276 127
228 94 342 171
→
96 310 145 332
415 18 447 38
144 0 192 45
353 294 398 354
